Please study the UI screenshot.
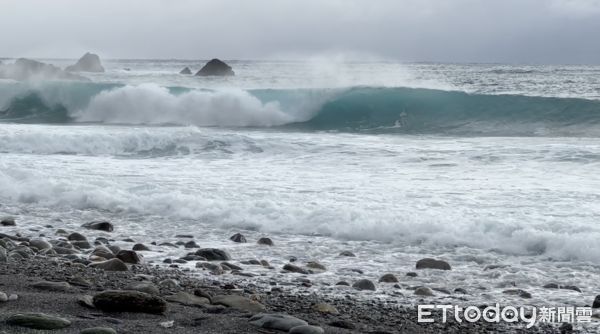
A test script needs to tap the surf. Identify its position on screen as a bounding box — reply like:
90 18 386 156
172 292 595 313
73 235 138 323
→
1 81 600 136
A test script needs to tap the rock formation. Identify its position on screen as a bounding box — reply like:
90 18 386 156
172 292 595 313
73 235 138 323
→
195 59 234 76
65 52 105 72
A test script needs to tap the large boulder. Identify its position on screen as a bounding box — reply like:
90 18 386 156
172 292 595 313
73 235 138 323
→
5 313 71 330
89 258 128 271
93 290 167 314
195 248 231 261
65 53 105 72
416 258 451 270
82 221 114 232
0 59 86 81
195 59 234 76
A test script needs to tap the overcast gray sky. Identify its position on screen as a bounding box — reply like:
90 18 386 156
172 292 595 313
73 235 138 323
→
1 0 600 64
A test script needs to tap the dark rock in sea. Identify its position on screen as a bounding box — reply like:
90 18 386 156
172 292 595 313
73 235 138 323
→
81 327 117 334
179 67 192 75
454 287 468 294
328 319 356 329
335 281 349 286
221 262 243 270
257 237 274 246
352 279 376 291
116 250 141 264
241 259 261 265
559 322 573 333
124 282 159 295
543 283 581 293
184 240 200 248
379 273 399 283
165 291 209 307
249 313 307 331
65 52 105 72
68 232 87 241
5 312 71 330
593 295 600 308
132 243 150 251
93 290 167 314
414 286 434 296
283 263 310 274
195 248 231 261
89 258 128 271
0 58 87 81
289 325 325 334
31 281 72 292
416 258 451 270
306 261 326 271
406 272 418 277
230 233 247 243
1 217 16 226
82 221 114 232
195 59 234 76
502 289 532 298
72 240 92 249
339 250 356 257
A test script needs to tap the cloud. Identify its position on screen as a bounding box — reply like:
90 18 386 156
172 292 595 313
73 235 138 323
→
0 0 599 64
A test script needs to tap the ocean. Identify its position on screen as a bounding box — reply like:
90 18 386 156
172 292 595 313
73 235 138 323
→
1 59 600 307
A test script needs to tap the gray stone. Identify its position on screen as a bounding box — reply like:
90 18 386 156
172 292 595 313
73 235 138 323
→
0 291 7 302
416 258 451 270
82 221 113 232
116 250 141 264
80 327 117 334
66 53 105 73
0 247 7 263
352 279 376 291
91 246 114 259
221 262 243 271
379 273 399 283
89 258 128 271
93 290 167 314
289 325 325 334
195 59 234 76
165 291 210 307
338 251 356 257
414 287 434 296
72 240 92 249
503 289 532 298
283 263 309 274
594 295 600 308
132 243 150 251
306 261 326 271
184 240 199 248
29 238 52 250
125 282 159 295
179 67 192 75
230 233 247 243
257 237 273 246
196 262 224 275
31 281 72 292
5 313 71 330
68 232 88 241
212 295 266 313
0 217 15 226
249 313 307 331
195 248 231 261
77 295 96 309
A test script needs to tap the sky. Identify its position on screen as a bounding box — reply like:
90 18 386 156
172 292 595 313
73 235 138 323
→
1 0 600 64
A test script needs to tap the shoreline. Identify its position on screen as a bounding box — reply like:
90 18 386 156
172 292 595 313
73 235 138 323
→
0 217 574 333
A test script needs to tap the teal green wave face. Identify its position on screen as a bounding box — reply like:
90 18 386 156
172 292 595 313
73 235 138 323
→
1 82 600 136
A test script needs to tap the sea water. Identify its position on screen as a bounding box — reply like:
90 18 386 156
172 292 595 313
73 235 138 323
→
1 59 600 309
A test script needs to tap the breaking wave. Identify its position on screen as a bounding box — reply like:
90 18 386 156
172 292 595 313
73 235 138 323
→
1 81 600 136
